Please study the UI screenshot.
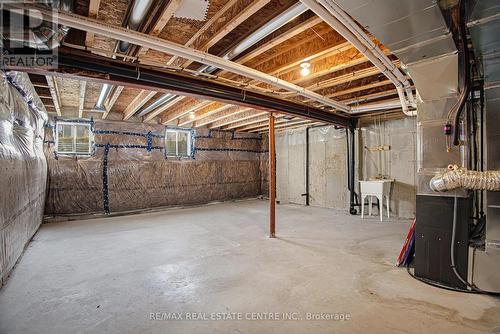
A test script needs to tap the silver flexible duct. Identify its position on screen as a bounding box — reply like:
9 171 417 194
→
430 168 500 192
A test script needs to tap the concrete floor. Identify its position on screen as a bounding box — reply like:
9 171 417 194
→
0 200 499 334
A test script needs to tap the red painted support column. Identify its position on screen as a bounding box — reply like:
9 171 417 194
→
269 113 276 238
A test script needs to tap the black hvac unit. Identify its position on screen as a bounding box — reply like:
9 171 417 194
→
415 194 472 290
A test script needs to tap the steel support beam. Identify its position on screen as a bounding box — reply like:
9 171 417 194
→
9 49 354 127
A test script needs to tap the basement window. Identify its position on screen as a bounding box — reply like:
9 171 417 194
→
55 121 92 155
165 128 193 158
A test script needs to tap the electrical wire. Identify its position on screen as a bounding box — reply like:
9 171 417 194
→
449 195 500 296
406 260 478 294
446 0 471 147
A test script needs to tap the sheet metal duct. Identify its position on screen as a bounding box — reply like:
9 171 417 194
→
468 0 500 293
93 0 154 113
1 0 73 50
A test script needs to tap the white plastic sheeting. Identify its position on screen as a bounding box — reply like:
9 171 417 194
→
0 72 47 285
276 125 348 209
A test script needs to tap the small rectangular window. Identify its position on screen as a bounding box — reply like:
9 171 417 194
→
55 121 92 155
165 128 192 157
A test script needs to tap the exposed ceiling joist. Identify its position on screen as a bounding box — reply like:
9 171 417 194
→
85 0 101 47
162 99 212 124
195 106 252 128
178 102 233 126
19 6 349 112
136 0 184 58
234 16 323 66
166 0 240 66
144 95 184 122
250 119 312 132
209 109 268 129
103 85 124 119
78 81 86 118
237 117 293 131
224 113 275 130
45 75 61 116
123 90 157 120
180 0 271 68
259 121 322 133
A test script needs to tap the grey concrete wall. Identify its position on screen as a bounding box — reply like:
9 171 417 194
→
276 118 417 218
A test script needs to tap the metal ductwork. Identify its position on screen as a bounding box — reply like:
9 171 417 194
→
1 0 73 50
141 2 309 118
136 93 176 117
118 0 154 53
200 2 308 74
93 0 153 113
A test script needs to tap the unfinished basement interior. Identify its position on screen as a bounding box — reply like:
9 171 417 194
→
1 0 499 333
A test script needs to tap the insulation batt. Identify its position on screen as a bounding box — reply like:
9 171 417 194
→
430 168 500 192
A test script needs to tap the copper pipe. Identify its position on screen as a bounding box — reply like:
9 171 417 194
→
269 114 276 238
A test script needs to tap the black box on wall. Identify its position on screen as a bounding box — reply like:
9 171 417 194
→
415 195 471 290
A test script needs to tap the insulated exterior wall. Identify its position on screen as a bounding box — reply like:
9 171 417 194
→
44 120 266 215
0 73 47 285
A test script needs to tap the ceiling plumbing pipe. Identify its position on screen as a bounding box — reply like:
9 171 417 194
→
300 0 415 116
93 0 154 113
319 0 416 109
143 2 309 117
350 99 403 113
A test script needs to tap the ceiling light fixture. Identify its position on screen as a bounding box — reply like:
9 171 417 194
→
300 62 311 77
189 111 196 119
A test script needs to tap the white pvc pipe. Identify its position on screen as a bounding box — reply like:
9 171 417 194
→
350 99 403 113
320 0 416 110
301 0 415 116
18 4 351 112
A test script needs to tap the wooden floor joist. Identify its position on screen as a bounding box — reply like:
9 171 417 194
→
44 75 61 116
78 81 86 118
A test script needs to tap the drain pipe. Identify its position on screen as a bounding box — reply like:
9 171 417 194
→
140 2 309 117
301 126 311 205
319 0 416 109
300 0 415 116
93 0 154 113
346 126 358 214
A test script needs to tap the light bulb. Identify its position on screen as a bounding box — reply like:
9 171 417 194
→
300 62 311 77
189 112 196 119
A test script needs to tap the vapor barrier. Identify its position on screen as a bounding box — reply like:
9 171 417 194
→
44 120 269 215
0 72 47 285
